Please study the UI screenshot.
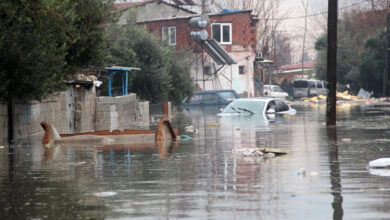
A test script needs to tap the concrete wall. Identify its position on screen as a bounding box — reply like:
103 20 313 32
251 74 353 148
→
95 94 149 131
6 85 150 144
192 50 256 97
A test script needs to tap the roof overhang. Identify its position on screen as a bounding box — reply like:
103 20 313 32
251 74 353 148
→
105 66 141 71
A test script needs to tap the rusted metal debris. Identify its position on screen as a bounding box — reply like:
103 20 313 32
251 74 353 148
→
40 117 178 149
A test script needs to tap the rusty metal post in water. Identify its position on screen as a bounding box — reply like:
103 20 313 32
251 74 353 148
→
327 0 338 126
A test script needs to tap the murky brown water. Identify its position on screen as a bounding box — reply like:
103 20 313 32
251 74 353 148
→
0 102 389 219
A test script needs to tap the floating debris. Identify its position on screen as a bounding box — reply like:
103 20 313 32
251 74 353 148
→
369 169 390 177
206 123 221 128
233 147 288 158
184 125 198 133
93 191 117 197
368 158 390 168
341 138 352 142
293 168 306 176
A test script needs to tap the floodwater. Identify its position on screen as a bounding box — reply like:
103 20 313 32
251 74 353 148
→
0 102 389 219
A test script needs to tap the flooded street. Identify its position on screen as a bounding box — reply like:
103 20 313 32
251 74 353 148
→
1 103 389 219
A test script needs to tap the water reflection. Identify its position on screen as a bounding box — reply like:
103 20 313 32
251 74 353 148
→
1 103 390 219
327 127 344 220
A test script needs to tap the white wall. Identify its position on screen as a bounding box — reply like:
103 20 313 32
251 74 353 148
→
191 51 256 97
119 2 194 24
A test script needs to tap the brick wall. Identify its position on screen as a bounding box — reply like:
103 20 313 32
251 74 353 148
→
141 11 257 53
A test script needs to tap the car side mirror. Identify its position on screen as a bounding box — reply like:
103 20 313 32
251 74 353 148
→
266 108 276 114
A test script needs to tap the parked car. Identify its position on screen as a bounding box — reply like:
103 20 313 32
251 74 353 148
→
217 97 296 117
183 89 240 106
292 79 328 98
263 85 289 99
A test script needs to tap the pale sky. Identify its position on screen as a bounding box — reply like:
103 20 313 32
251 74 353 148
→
279 0 370 62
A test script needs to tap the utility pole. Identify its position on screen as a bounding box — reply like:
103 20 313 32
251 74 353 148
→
327 0 338 126
201 0 205 15
384 4 390 97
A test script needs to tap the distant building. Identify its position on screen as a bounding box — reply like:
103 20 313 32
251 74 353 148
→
274 61 315 85
116 1 259 97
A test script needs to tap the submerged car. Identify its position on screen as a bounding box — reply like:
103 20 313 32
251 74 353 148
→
263 85 289 99
183 89 240 106
218 98 296 117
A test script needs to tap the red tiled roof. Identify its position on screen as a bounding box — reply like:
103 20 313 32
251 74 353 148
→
115 0 156 11
279 61 315 70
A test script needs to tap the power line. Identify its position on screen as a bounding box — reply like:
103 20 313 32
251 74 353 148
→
262 0 367 21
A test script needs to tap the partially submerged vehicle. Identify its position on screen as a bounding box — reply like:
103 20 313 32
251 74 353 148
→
183 89 240 106
218 97 296 117
40 118 177 149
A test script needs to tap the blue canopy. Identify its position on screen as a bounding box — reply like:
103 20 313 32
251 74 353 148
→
104 66 141 97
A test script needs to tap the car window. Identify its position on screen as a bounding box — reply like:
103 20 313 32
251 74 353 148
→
316 81 323 88
272 86 283 92
322 81 328 88
293 80 308 88
218 91 237 99
202 94 219 101
266 101 275 111
274 100 289 112
309 81 316 88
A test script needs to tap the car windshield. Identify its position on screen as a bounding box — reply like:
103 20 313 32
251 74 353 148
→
272 86 284 92
293 80 308 88
223 100 265 114
218 91 237 99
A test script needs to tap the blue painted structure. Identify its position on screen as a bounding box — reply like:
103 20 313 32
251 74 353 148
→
104 66 141 97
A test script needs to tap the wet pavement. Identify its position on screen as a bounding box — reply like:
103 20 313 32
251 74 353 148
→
0 102 389 219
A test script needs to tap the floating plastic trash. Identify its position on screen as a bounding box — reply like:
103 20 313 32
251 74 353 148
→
293 168 306 176
93 191 117 197
369 169 390 177
368 158 390 168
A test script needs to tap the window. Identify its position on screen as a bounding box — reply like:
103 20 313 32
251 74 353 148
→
162 26 176 45
212 23 232 44
239 66 245 75
203 66 211 75
274 100 289 112
218 91 238 99
201 94 219 102
316 80 323 88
